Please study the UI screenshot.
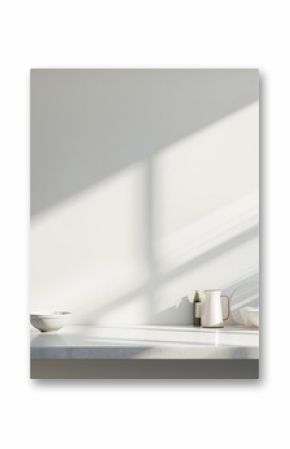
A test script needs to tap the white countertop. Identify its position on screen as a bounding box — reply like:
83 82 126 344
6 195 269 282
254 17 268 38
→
30 324 258 360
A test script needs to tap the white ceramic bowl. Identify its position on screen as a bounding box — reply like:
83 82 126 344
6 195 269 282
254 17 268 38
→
30 311 71 332
240 307 259 328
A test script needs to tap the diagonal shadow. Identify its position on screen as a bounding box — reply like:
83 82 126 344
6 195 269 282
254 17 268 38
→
31 69 259 216
31 69 260 330
78 223 259 324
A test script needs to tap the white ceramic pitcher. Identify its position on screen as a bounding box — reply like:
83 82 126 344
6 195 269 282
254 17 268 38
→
201 290 230 328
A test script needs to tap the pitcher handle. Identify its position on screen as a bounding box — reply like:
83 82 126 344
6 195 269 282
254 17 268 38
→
221 295 230 320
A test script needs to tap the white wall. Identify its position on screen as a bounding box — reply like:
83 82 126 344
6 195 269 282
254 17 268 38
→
30 69 259 325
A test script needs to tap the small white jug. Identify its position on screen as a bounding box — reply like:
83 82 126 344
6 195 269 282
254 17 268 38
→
201 290 230 328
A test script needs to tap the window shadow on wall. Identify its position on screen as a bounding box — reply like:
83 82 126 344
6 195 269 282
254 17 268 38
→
31 69 259 216
30 69 260 326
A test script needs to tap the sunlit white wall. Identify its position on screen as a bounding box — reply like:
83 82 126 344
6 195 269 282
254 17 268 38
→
31 163 151 324
151 102 259 324
30 70 259 325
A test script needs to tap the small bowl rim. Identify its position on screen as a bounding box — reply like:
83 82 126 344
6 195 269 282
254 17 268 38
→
30 311 72 319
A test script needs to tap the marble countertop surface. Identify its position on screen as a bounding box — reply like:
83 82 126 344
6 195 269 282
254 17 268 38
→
30 324 259 360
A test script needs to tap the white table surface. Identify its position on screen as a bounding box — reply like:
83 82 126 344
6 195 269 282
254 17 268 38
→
30 324 259 360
